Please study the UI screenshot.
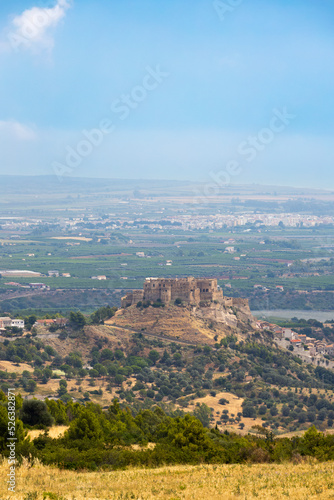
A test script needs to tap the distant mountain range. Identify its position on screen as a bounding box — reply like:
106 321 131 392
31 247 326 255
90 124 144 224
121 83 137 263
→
0 175 331 196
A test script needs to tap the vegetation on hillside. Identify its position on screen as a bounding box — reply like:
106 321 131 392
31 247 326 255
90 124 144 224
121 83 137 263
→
1 392 334 471
1 312 334 435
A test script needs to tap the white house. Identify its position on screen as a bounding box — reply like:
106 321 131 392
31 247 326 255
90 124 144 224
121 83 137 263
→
29 283 49 290
11 319 24 329
48 270 60 277
225 246 236 254
0 317 24 329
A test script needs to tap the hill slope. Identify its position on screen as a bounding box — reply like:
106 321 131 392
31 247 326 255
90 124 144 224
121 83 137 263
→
105 301 255 345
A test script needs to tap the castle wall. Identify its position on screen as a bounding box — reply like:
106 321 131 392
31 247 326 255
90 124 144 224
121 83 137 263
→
223 297 233 307
122 277 226 307
121 290 144 307
120 277 254 332
193 288 201 303
196 278 224 302
232 297 249 309
143 277 199 303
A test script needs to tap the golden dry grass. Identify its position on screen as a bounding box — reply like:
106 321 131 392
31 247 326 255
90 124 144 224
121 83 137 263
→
186 391 264 434
189 391 243 415
27 426 69 440
105 305 220 345
0 459 334 499
278 428 334 439
0 361 33 374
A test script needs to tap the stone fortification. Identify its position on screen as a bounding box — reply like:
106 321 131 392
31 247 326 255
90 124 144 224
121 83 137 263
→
117 276 255 334
121 277 227 307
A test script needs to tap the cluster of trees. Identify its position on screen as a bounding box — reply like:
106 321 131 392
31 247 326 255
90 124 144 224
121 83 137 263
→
242 389 334 430
0 306 118 337
0 337 78 393
90 306 117 325
0 337 56 365
1 394 334 470
69 307 115 329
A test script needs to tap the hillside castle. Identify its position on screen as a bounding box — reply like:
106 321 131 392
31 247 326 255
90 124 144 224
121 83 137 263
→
121 277 248 310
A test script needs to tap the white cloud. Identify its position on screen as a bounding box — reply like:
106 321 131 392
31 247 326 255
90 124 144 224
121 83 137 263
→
4 0 71 53
0 121 37 141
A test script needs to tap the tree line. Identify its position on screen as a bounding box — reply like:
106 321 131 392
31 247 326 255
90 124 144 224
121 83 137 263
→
1 393 334 470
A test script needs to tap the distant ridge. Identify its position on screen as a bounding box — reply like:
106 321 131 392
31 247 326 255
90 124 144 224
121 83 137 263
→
0 175 332 195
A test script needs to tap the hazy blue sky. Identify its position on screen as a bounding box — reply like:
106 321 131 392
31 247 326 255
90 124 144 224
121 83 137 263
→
0 0 333 188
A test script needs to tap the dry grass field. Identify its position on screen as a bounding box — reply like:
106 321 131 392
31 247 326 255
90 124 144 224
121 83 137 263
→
27 426 69 440
278 428 334 439
186 391 264 433
0 459 334 499
104 305 216 343
0 361 33 374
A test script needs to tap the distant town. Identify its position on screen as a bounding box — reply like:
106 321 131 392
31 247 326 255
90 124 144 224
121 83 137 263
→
1 212 334 234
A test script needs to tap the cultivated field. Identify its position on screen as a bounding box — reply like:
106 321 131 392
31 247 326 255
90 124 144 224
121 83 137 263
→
0 460 334 499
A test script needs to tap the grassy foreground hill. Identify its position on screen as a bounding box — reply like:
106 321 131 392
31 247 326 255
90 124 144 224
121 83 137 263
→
1 460 333 499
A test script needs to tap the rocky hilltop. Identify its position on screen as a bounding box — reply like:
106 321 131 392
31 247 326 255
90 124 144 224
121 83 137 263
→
106 277 256 344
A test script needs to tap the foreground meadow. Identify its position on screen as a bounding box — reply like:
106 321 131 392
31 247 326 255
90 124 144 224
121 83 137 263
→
1 460 334 500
